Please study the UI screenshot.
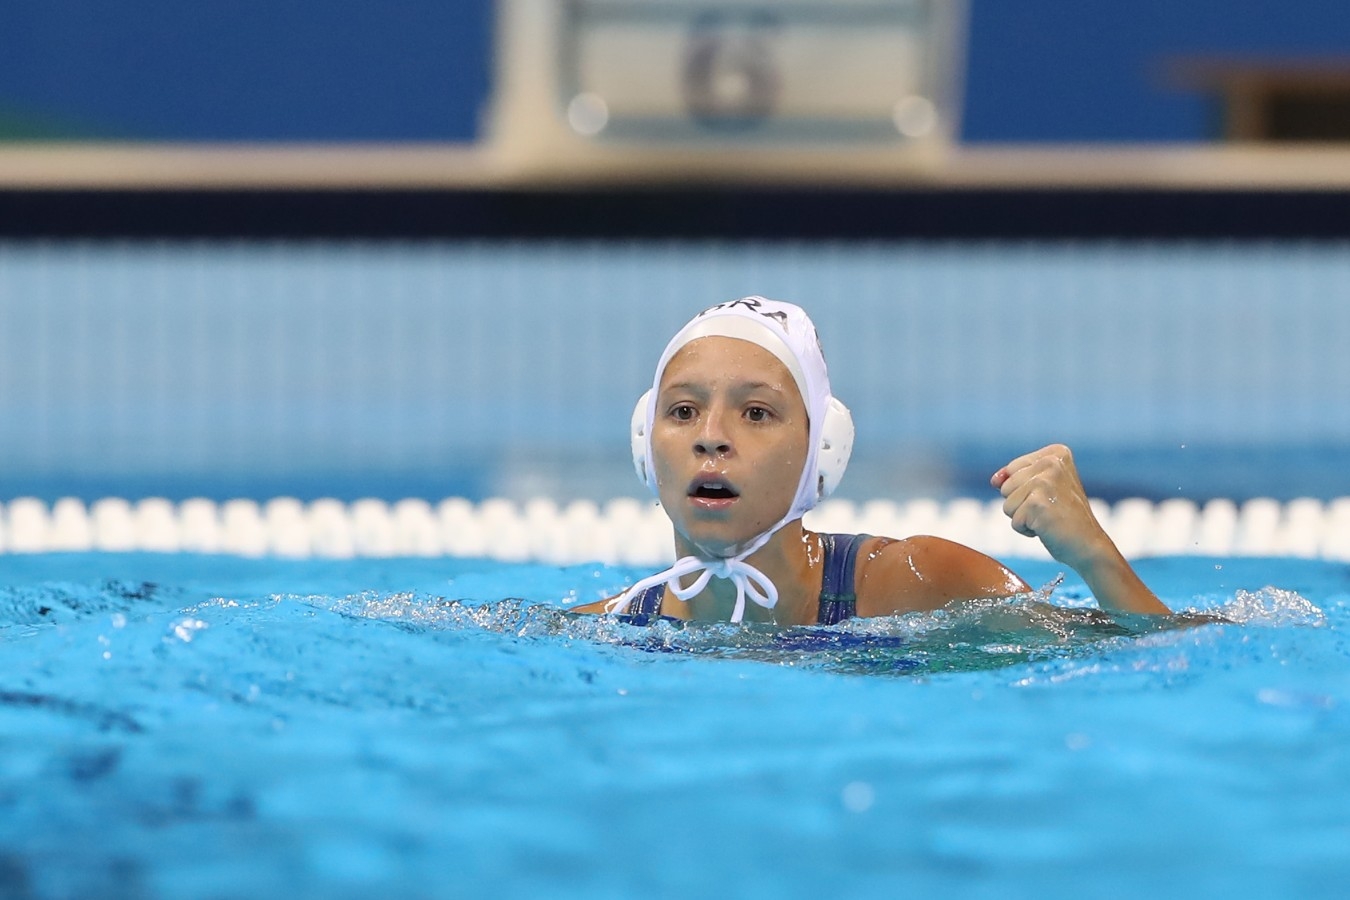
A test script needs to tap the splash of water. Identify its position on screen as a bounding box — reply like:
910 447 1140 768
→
276 576 1253 677
6 573 1322 679
1210 586 1325 627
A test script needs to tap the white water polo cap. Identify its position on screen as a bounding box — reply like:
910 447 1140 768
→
610 296 855 623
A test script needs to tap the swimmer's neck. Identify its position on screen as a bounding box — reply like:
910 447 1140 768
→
670 520 822 626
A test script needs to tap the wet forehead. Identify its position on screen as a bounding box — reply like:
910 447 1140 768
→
658 336 803 405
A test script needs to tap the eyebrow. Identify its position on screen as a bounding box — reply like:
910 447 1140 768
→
660 380 788 398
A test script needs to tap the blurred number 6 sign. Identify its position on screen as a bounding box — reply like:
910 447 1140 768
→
561 0 963 143
681 11 782 127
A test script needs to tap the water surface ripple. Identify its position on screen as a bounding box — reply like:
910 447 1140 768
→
0 553 1346 898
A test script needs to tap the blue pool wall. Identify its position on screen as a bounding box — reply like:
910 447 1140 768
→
1 240 1347 502
2 0 1348 142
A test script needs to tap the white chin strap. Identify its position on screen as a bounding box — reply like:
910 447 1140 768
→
604 535 780 624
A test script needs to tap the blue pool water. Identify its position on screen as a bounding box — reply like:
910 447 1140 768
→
1 552 1347 897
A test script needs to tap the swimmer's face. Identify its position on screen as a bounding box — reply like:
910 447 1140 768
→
650 336 809 556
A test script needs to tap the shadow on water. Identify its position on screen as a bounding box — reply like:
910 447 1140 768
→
577 598 1223 677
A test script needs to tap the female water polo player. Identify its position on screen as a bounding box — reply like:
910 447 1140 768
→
571 297 1170 625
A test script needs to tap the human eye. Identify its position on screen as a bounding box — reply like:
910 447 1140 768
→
744 405 773 423
668 403 697 422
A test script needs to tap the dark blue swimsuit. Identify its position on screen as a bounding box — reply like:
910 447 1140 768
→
622 533 871 625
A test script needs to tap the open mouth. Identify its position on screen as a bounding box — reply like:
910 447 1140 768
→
689 476 740 501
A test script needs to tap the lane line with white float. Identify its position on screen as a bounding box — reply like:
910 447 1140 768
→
1 496 1348 563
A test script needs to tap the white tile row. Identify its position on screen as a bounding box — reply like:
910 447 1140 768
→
2 496 1349 564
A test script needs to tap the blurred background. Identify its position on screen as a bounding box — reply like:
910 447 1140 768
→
1 0 1348 506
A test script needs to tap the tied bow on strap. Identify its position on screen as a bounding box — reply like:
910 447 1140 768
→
605 555 780 624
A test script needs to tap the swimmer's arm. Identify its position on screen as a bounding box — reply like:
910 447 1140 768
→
854 536 1030 617
992 444 1170 615
568 598 612 615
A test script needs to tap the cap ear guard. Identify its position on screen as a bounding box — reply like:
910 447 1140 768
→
631 390 654 491
816 396 854 500
630 389 854 500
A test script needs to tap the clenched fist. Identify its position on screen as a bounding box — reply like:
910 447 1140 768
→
991 444 1168 615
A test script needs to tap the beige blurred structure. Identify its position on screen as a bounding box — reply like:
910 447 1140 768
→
485 0 968 181
4 0 1350 191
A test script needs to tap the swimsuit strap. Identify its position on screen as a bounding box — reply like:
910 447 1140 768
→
817 533 870 625
616 584 667 625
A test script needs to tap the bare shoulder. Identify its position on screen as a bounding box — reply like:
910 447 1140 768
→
854 534 1031 618
568 597 616 615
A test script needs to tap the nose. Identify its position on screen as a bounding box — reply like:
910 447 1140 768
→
693 407 733 456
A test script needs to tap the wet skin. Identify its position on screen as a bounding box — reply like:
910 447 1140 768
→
649 335 809 560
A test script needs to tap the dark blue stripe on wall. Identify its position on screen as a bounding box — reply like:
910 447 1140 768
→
964 0 1350 142
0 0 492 140
1 0 1348 143
4 189 1350 240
